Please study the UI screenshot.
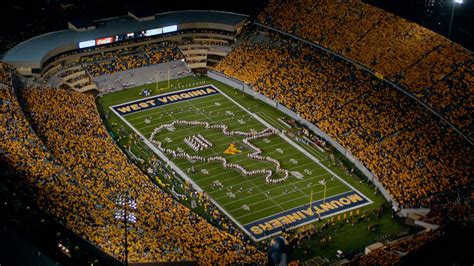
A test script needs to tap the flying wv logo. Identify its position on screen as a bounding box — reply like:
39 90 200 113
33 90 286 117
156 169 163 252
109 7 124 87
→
224 144 241 155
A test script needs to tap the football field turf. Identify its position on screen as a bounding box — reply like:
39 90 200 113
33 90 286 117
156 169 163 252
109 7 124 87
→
108 81 372 241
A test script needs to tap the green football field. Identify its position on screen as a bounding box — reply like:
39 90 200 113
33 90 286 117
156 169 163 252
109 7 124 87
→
104 76 373 241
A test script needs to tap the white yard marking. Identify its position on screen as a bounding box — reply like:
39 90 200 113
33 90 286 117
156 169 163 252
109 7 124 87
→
213 171 332 202
233 185 347 220
109 84 373 242
184 99 287 212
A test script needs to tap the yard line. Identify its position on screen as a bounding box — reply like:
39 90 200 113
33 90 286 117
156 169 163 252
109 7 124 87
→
162 139 304 165
186 147 323 182
231 185 347 221
147 118 259 134
132 106 245 128
160 109 232 160
133 95 248 122
193 154 317 184
143 121 271 156
184 99 287 212
234 186 350 221
124 92 228 121
150 126 317 162
255 111 325 160
138 95 246 115
146 125 328 190
216 87 373 208
199 161 322 187
181 159 320 190
141 104 312 177
176 155 318 183
223 178 341 212
151 96 283 188
141 122 239 137
137 110 260 133
212 171 332 202
121 91 222 117
131 101 246 126
117 84 369 241
136 103 253 123
257 111 286 130
142 120 262 144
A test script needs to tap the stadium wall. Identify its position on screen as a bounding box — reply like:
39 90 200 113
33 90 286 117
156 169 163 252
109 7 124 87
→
207 70 399 211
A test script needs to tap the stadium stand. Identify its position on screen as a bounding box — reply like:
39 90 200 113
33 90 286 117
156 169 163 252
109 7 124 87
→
214 33 472 212
0 61 265 263
1 4 472 264
40 30 239 92
82 42 183 77
2 11 247 77
357 230 441 265
44 41 184 93
0 63 12 85
17 85 265 263
258 0 473 138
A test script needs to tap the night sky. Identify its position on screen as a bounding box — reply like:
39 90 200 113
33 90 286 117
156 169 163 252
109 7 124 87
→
0 0 473 53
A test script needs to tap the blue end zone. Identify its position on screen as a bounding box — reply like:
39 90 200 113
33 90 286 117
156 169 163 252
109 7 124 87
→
244 190 370 241
111 86 220 116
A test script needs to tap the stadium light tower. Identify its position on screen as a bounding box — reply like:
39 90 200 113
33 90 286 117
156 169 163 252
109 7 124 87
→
448 0 463 39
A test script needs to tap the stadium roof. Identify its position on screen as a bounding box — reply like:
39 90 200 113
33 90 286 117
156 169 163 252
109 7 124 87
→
2 10 247 68
68 18 96 30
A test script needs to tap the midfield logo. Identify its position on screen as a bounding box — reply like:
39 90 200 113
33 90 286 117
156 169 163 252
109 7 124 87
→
224 143 241 155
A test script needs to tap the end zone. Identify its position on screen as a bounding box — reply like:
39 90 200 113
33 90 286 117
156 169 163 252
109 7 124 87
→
244 190 371 241
109 84 373 242
111 86 220 115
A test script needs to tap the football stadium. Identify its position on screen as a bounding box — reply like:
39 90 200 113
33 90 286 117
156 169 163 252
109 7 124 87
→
0 0 472 265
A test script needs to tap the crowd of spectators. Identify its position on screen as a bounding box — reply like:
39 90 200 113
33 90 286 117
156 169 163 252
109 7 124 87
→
0 85 101 259
2 3 472 260
0 63 12 85
0 86 63 188
215 41 288 84
81 42 183 77
357 230 441 265
258 0 473 137
1 74 265 263
214 35 472 212
420 186 473 228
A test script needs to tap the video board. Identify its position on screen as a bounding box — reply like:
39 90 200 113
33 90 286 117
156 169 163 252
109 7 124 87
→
78 24 178 49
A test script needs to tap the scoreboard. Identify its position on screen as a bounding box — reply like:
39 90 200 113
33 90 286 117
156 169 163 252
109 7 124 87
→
78 24 178 49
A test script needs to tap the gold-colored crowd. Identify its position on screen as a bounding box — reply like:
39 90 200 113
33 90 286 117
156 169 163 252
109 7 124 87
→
82 42 183 77
258 0 473 135
357 230 440 265
0 62 11 85
214 36 471 209
0 83 265 264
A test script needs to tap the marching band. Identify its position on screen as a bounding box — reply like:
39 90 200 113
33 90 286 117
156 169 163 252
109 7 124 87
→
150 120 289 184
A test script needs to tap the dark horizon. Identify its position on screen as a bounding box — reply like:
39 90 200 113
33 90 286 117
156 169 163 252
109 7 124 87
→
0 0 473 53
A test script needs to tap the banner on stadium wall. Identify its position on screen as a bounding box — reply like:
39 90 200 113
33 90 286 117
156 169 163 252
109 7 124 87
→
96 37 114 46
243 190 370 241
111 86 220 116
